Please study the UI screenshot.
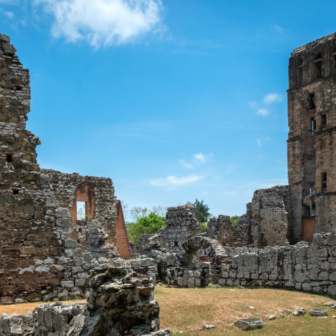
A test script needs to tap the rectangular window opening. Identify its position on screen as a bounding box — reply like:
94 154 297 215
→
13 190 19 195
322 172 327 191
322 114 327 127
311 117 316 132
6 154 12 162
309 93 316 109
77 201 86 220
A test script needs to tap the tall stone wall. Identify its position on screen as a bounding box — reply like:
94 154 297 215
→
250 186 292 247
288 32 336 240
0 33 128 303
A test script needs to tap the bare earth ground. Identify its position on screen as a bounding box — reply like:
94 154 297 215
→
1 287 336 335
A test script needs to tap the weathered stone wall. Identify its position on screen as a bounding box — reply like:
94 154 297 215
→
43 169 121 252
139 234 155 255
206 214 251 247
0 33 129 304
114 200 132 258
250 186 291 247
165 265 210 288
217 232 336 297
288 32 336 240
0 260 170 336
144 205 200 254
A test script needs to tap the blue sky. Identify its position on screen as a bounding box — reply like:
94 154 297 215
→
1 0 335 219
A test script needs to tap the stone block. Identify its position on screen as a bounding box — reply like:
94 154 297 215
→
75 279 86 287
60 281 74 288
65 239 77 249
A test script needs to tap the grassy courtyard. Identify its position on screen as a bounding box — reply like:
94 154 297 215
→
1 287 336 335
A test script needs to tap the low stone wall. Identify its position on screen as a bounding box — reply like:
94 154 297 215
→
216 233 336 297
165 265 210 288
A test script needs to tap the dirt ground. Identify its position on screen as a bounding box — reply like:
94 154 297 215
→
1 287 336 335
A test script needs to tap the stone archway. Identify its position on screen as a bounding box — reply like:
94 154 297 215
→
178 236 227 282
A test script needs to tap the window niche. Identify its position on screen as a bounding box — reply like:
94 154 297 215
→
313 53 322 78
6 154 12 162
321 114 327 127
322 172 327 191
311 117 316 133
297 58 303 84
309 93 316 110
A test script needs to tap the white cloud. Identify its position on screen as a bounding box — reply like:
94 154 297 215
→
150 174 202 187
263 93 283 104
249 101 258 109
4 11 14 18
257 139 262 147
222 191 237 195
178 159 194 169
33 0 164 47
256 108 269 117
193 152 213 163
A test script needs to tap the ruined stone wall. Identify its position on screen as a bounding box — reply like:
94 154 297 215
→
0 33 127 304
288 32 336 240
217 232 336 298
115 200 132 258
0 260 170 336
250 186 291 247
43 169 120 251
144 205 200 254
206 214 251 247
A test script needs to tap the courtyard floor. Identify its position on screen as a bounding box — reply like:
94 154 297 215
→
1 287 336 335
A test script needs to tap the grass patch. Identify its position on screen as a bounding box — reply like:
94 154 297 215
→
1 288 336 335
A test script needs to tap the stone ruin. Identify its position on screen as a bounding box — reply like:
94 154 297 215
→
0 33 131 305
139 205 200 255
0 259 170 336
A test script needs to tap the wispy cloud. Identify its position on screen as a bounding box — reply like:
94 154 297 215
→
193 152 213 163
256 108 269 117
149 174 203 187
273 25 283 33
249 101 258 109
179 152 213 169
178 159 194 169
33 0 164 48
3 11 13 18
263 93 283 104
257 139 262 147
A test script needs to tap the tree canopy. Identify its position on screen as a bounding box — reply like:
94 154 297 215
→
230 215 241 228
193 199 211 224
127 212 166 248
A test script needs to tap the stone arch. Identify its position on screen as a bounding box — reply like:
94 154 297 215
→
179 236 227 267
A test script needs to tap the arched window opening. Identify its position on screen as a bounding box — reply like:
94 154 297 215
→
314 53 322 78
297 58 303 84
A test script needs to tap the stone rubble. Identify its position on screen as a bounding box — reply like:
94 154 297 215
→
0 261 170 336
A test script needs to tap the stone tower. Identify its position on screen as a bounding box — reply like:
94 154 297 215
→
288 32 336 242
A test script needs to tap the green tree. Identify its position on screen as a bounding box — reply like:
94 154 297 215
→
200 222 208 233
230 215 241 228
127 212 166 248
193 199 211 224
